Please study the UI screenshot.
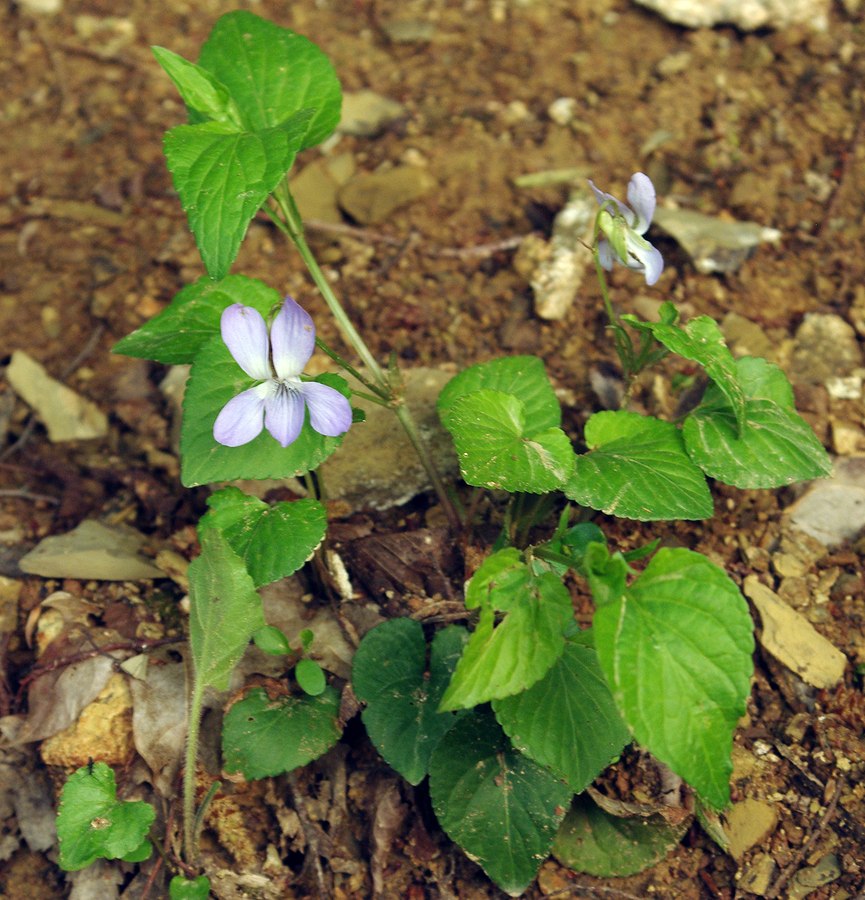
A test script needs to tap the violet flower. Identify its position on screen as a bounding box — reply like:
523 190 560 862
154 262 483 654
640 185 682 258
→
213 297 352 448
588 172 664 286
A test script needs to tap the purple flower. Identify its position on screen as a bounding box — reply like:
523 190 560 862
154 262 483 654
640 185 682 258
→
588 172 664 286
213 297 353 448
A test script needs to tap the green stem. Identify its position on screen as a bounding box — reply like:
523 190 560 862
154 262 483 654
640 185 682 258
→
182 677 205 867
270 183 462 530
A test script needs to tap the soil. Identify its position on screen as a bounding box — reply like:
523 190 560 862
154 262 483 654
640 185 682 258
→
2 0 865 897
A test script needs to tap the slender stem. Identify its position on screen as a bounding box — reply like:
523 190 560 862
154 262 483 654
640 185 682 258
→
272 186 387 388
269 183 462 530
314 337 389 401
183 677 205 867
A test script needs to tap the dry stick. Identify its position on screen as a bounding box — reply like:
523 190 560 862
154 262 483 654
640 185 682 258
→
304 218 526 259
765 776 844 899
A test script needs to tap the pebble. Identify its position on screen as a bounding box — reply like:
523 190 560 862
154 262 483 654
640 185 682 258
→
338 166 436 225
14 0 61 13
652 207 781 275
723 798 778 860
6 350 108 442
633 0 829 30
290 153 356 224
18 519 163 581
339 90 406 137
547 97 577 126
744 575 847 688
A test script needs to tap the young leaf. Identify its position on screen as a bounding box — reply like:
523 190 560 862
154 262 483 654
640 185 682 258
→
57 763 155 871
625 314 746 433
438 355 562 433
113 275 282 365
566 411 713 521
197 11 342 148
352 619 467 785
253 624 291 656
493 638 630 793
180 336 348 486
683 357 831 488
429 708 571 896
201 486 327 587
440 552 572 710
592 548 754 810
163 112 313 280
188 528 264 692
152 47 241 127
295 658 326 696
553 794 689 877
441 389 574 492
222 686 341 779
169 876 212 900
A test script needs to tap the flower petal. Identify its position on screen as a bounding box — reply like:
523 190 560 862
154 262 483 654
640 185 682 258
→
264 384 306 447
301 382 353 437
213 383 270 446
624 232 665 285
625 172 656 234
588 179 629 219
270 297 315 380
221 304 271 381
596 238 615 271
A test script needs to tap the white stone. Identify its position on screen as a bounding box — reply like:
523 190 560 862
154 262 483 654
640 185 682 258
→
633 0 829 30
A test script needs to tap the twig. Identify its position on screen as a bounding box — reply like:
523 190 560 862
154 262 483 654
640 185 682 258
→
764 776 844 899
305 218 526 259
17 636 184 696
0 489 59 504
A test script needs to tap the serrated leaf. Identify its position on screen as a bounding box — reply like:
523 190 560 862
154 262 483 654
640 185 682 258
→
633 315 746 432
113 275 281 365
353 619 467 785
222 686 341 779
189 528 264 692
566 411 713 521
164 112 312 280
553 794 689 877
438 356 562 433
493 639 629 793
683 357 831 488
442 389 574 492
441 555 572 710
592 548 754 810
152 47 241 127
57 763 155 871
429 708 571 896
180 336 348 486
197 11 341 147
201 486 326 587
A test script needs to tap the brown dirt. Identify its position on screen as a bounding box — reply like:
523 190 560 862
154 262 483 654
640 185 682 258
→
2 0 865 897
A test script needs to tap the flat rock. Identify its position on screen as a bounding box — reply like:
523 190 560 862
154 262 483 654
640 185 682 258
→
338 166 436 225
290 153 356 224
652 208 781 274
7 350 107 441
785 456 865 546
339 90 406 137
633 0 829 30
744 575 847 688
18 519 162 580
318 367 459 510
